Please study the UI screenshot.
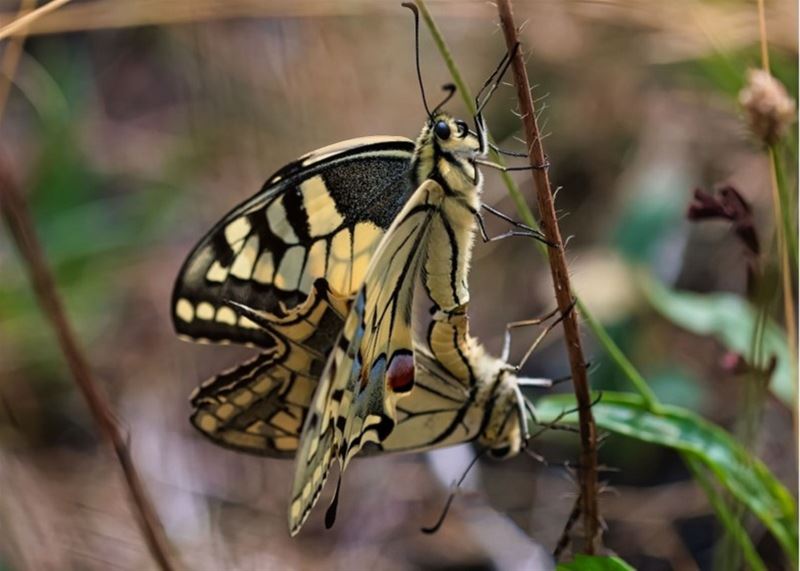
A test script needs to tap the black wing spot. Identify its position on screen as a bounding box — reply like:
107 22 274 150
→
282 187 311 243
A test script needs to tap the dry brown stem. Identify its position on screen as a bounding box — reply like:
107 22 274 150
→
495 0 601 554
0 159 179 571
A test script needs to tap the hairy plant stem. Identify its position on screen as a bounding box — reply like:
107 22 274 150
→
495 0 600 554
0 162 180 571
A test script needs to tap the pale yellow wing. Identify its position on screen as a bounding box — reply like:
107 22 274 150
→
288 179 447 535
379 309 483 452
189 281 350 455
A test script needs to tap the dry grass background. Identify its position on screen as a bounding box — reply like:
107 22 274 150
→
0 1 796 569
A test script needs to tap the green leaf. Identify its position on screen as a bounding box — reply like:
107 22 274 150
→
684 455 767 571
537 392 798 563
642 274 793 407
557 555 636 571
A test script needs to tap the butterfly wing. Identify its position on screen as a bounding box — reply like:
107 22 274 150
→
189 281 350 456
189 299 486 459
171 136 415 349
378 309 484 452
288 179 447 534
190 345 311 457
175 137 416 455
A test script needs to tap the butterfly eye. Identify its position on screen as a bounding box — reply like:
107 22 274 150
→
455 120 469 138
434 121 451 140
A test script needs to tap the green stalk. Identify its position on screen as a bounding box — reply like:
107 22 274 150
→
771 145 797 273
687 456 767 571
577 298 660 411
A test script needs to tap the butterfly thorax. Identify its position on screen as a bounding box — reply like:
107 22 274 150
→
412 113 484 313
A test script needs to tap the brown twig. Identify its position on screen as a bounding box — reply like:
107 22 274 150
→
0 160 179 571
0 0 71 41
495 0 600 554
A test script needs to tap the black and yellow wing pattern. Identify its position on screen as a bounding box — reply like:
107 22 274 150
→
173 137 416 454
288 174 490 533
288 179 442 533
379 309 484 453
171 136 415 348
188 281 350 456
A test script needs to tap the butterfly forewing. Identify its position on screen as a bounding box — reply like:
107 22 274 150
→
171 137 415 349
289 179 448 534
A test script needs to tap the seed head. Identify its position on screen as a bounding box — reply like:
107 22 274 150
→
739 69 796 146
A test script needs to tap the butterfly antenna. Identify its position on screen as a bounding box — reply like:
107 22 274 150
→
431 83 457 115
421 447 488 534
402 3 433 120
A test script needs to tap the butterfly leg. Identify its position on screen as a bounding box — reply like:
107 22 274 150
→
527 392 603 442
488 141 528 158
475 157 551 173
472 42 520 154
547 361 594 386
482 203 538 230
478 203 555 247
500 301 571 364
476 207 553 247
511 298 577 371
475 41 519 116
553 491 583 560
421 447 488 534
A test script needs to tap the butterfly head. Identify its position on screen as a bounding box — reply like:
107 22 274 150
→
413 112 486 191
477 369 527 460
427 112 482 158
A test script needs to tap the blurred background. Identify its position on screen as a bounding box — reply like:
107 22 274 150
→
0 1 796 569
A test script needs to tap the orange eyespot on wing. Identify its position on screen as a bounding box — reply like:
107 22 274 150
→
387 351 415 393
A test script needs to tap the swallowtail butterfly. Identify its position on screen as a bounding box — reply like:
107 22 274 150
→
172 5 552 535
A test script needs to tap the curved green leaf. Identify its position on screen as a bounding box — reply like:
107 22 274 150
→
684 455 766 571
537 392 798 563
642 275 793 407
557 555 636 571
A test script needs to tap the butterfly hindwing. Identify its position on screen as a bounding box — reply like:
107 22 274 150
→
190 344 311 457
189 279 352 456
171 137 415 349
379 310 482 452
